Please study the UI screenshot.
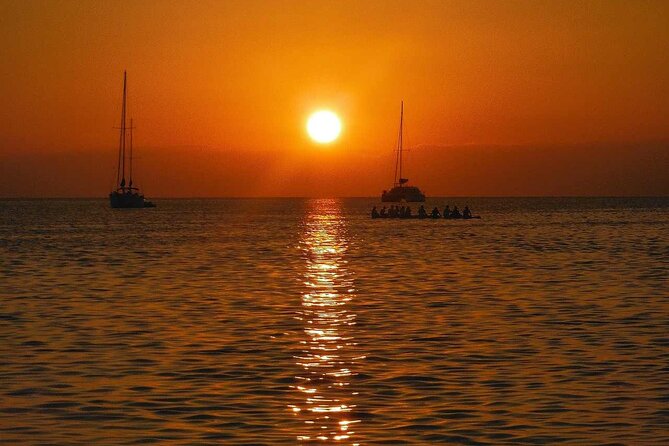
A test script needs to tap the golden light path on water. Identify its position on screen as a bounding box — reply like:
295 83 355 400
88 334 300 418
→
290 199 362 444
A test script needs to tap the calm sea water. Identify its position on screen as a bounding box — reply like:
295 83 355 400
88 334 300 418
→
1 197 668 445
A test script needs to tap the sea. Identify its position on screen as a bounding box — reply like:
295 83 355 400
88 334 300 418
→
1 197 668 445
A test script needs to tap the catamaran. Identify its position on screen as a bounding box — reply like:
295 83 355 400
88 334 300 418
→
109 72 155 208
381 101 426 202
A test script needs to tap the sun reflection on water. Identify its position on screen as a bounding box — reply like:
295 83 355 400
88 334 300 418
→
290 199 361 444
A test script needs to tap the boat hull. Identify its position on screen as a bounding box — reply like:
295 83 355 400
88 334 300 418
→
381 186 426 202
109 191 152 208
373 215 481 220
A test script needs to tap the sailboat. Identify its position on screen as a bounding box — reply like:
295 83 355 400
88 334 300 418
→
109 71 155 208
381 101 426 202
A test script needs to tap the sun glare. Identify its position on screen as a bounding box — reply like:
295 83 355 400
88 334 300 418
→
306 110 342 144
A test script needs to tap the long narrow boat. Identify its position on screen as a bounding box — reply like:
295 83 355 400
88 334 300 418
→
372 215 481 220
109 71 155 208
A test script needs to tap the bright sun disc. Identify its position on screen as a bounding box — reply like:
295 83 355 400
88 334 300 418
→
307 110 341 144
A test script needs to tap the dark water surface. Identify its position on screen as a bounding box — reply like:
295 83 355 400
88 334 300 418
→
1 197 668 445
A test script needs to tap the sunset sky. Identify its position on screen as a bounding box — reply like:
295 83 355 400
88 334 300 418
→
1 0 667 197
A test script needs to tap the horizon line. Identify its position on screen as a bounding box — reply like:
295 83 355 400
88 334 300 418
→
1 195 668 200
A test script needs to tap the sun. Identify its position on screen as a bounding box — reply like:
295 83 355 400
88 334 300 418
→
306 110 342 144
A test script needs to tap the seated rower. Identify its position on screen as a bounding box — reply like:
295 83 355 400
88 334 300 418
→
380 206 387 218
450 205 462 219
431 207 441 219
371 206 380 219
443 205 451 219
418 205 428 219
463 205 472 219
405 206 412 218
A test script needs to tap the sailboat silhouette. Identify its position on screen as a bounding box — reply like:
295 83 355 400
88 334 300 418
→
109 71 155 208
381 101 425 202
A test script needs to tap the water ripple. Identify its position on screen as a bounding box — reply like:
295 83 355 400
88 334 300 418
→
0 198 667 444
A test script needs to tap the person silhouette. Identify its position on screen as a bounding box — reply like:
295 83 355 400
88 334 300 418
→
450 205 462 219
380 206 387 218
443 205 451 219
431 207 441 218
371 206 380 219
463 205 472 219
418 205 428 219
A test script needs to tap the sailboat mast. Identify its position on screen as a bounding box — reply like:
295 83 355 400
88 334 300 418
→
116 73 124 188
129 118 133 187
119 71 127 188
398 101 403 185
393 101 404 186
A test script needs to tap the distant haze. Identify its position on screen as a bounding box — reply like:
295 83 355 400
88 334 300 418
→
2 143 666 197
1 1 668 197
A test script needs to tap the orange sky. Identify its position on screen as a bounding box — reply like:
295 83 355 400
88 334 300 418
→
1 0 667 197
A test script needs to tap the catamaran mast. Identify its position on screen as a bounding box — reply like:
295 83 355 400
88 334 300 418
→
399 101 403 185
393 101 404 187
